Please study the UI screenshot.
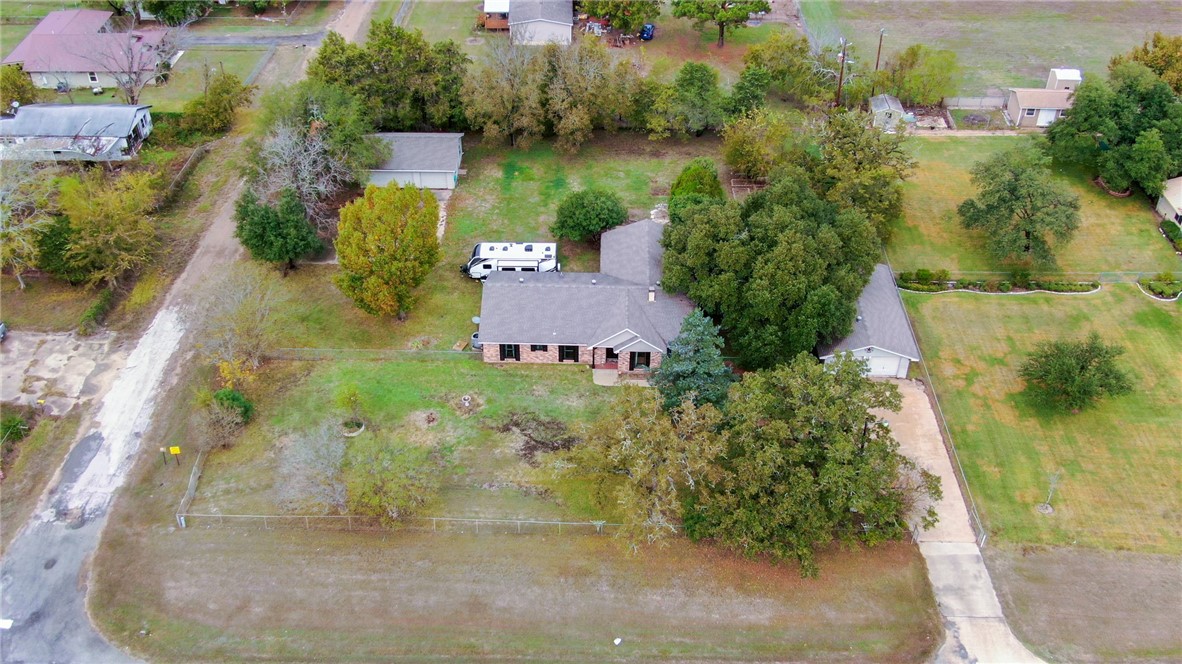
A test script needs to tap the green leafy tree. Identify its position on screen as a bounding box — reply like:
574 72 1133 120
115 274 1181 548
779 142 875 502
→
726 65 772 116
559 387 723 549
722 108 796 179
1121 128 1171 198
0 65 42 110
648 62 725 139
671 0 771 48
1110 32 1182 95
1045 79 1119 169
344 434 447 525
1020 332 1133 411
0 160 57 289
551 188 628 242
335 183 440 318
581 0 661 35
744 33 830 107
142 0 212 24
670 157 725 199
462 39 545 147
540 39 620 152
181 68 255 135
958 144 1081 267
883 44 960 106
687 354 941 577
233 188 322 273
34 216 89 284
650 309 734 411
57 170 158 288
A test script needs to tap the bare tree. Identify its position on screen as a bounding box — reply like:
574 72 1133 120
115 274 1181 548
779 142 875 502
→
0 160 58 289
277 421 347 514
189 263 284 369
190 396 248 452
71 18 189 105
255 120 353 231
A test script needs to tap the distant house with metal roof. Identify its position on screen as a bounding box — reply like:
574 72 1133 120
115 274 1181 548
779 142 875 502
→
2 9 168 91
366 133 464 190
509 0 573 45
869 94 905 132
477 218 693 379
0 103 152 161
1005 68 1081 128
818 264 920 379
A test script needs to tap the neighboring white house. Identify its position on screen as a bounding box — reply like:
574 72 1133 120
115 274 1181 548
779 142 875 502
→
1004 68 1081 128
869 94 905 132
509 0 572 45
366 133 464 190
1 9 168 91
1157 176 1182 224
819 264 921 379
0 103 152 161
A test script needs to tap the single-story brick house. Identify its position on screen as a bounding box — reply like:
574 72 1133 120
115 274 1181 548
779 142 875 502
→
818 264 920 379
1005 68 1081 128
477 218 693 379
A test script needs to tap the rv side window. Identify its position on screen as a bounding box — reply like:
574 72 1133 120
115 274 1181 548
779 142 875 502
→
525 244 533 251
522 267 536 272
503 267 515 271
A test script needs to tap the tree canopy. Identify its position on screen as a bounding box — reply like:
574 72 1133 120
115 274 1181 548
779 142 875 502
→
335 183 440 318
1020 332 1133 412
650 309 734 411
671 0 771 48
550 188 628 242
57 170 158 288
685 353 941 577
882 44 961 106
182 68 255 135
648 62 725 139
670 157 726 199
722 108 796 179
0 65 42 110
581 0 661 35
1110 32 1182 95
234 188 322 272
0 161 56 289
744 32 830 108
957 143 1080 267
143 0 211 25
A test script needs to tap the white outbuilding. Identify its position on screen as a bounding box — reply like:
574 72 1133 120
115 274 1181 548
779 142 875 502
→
819 264 921 379
508 0 572 45
366 133 464 190
1157 176 1182 224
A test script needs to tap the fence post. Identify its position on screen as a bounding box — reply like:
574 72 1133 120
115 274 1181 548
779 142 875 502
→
219 514 224 526
176 513 185 529
347 515 352 530
517 520 521 534
305 516 309 529
433 517 437 532
263 515 269 530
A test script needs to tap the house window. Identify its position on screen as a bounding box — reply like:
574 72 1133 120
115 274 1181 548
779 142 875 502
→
499 344 520 361
605 348 618 361
558 345 579 362
530 344 548 352
88 72 99 83
629 351 651 371
1024 108 1036 117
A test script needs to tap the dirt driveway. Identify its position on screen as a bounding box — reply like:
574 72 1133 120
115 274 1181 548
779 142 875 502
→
0 331 118 416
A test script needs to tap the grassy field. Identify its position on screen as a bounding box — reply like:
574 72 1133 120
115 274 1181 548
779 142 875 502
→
888 137 1181 276
0 411 82 555
798 0 1181 96
0 23 34 60
904 284 1181 552
0 0 81 21
188 0 339 35
0 276 102 331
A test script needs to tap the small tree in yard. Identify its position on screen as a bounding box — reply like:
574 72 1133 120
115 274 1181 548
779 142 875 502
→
335 183 440 318
181 67 255 135
191 388 252 452
278 421 347 514
550 188 628 242
670 157 726 200
0 160 57 289
722 108 795 179
557 387 723 550
957 143 1080 267
671 0 771 48
651 309 734 411
57 170 158 289
0 64 43 109
191 263 283 371
1020 332 1133 412
648 62 725 139
234 188 322 273
336 384 368 430
344 434 448 525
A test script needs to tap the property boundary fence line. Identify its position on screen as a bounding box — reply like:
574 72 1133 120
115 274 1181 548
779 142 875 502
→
882 265 1169 284
158 141 214 209
244 44 278 86
264 348 481 361
944 96 1006 110
175 512 626 535
175 450 207 520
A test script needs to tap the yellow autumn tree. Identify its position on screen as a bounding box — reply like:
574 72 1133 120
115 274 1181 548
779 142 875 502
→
334 183 439 318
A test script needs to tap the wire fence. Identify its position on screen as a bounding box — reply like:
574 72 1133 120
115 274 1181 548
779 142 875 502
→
263 347 481 362
175 512 626 536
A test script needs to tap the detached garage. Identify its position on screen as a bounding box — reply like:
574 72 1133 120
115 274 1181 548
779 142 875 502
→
367 133 464 190
819 264 921 379
508 0 572 45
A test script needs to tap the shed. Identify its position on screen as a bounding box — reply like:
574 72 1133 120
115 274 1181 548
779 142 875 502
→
366 133 464 190
509 0 572 45
818 264 920 379
1157 176 1182 224
870 94 905 132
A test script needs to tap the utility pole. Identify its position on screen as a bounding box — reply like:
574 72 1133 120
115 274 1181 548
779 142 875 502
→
871 28 886 97
834 38 850 108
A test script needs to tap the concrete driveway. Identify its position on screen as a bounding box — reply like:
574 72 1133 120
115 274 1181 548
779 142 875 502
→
0 331 117 416
877 379 1043 664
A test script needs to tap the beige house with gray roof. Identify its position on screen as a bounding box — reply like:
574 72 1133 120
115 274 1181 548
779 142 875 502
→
1005 68 1081 128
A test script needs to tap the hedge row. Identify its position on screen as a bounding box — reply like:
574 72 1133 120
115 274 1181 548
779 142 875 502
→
1161 221 1182 252
78 288 115 336
896 275 1099 294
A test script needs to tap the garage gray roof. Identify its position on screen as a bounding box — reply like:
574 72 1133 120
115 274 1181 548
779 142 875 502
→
509 0 573 25
478 219 693 349
370 133 463 173
0 104 150 138
819 264 920 361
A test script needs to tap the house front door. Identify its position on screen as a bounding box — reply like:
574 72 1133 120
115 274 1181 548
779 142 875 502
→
629 351 651 371
603 347 618 368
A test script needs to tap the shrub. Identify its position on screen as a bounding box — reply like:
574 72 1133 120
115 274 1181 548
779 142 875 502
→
998 281 1013 293
670 157 725 200
897 271 914 284
1 414 29 454
914 269 933 285
78 288 115 336
212 388 254 423
955 279 972 289
35 217 90 284
344 435 449 525
899 282 946 292
550 188 628 242
1161 221 1182 250
984 280 1000 292
1010 268 1032 289
933 269 951 283
1153 271 1176 283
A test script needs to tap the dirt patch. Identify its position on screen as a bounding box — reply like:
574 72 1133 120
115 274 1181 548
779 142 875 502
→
987 544 1182 661
407 410 441 428
495 412 581 466
436 391 485 417
406 335 438 350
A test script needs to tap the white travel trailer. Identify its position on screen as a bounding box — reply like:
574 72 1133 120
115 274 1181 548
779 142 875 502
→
461 242 559 279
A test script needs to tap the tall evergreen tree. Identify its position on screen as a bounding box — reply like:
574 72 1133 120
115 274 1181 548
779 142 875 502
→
651 310 734 411
234 188 322 273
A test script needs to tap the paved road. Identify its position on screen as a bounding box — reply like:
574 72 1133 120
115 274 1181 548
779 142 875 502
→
879 380 1043 664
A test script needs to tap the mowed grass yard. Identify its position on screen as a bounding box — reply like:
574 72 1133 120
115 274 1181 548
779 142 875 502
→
799 0 1181 96
904 284 1181 553
888 137 1180 276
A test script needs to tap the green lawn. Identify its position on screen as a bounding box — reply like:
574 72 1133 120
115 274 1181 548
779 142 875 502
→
904 285 1181 552
799 0 1181 96
0 23 33 60
0 0 81 21
638 5 786 85
0 276 102 332
887 137 1180 277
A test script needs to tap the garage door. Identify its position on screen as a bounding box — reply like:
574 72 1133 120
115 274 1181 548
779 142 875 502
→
1036 108 1058 127
869 355 901 377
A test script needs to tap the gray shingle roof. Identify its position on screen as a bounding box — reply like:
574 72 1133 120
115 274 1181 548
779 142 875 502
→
478 219 692 350
870 94 904 115
0 104 150 138
370 133 463 173
818 264 920 361
509 0 573 25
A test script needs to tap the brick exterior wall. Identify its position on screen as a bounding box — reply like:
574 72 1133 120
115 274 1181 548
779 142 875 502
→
482 342 664 377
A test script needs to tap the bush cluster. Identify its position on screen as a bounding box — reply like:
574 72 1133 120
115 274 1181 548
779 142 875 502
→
78 289 115 336
1140 271 1182 299
212 388 254 423
1 414 30 455
896 271 1098 294
1161 221 1182 252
